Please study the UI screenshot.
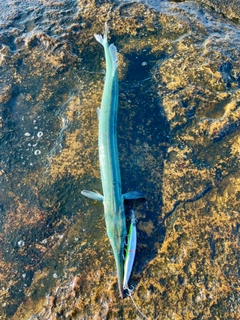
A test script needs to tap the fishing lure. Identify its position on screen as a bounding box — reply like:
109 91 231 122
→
123 210 137 291
123 210 147 319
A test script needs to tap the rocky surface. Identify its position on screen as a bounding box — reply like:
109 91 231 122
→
198 0 240 21
0 0 239 319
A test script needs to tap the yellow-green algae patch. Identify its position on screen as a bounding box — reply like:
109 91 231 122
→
11 174 240 319
49 90 100 181
141 174 240 319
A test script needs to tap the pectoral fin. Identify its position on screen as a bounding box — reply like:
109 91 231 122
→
81 190 104 201
122 191 145 200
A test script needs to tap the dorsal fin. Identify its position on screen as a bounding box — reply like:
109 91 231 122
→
109 43 118 72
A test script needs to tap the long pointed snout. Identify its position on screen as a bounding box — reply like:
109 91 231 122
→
114 250 124 299
108 225 125 299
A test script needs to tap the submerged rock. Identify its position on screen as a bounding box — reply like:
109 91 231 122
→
0 0 239 319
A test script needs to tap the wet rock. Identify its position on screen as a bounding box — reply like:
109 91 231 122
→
198 0 240 22
0 0 239 319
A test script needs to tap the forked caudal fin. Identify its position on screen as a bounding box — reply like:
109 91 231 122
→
94 22 108 46
94 22 118 75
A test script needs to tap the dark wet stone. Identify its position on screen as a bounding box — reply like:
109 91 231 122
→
198 0 240 21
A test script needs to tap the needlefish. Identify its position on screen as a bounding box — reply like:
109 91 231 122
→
81 23 144 298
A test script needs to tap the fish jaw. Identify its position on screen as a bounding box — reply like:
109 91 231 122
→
109 230 125 298
105 210 126 299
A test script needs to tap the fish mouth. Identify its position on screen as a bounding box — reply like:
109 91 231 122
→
116 256 124 299
119 284 124 299
106 210 126 299
109 235 125 299
114 248 124 299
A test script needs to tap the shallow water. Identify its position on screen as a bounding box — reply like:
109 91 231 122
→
0 0 239 319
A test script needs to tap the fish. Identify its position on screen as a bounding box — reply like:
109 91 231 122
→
81 23 144 298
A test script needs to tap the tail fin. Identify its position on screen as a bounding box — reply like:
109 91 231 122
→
94 22 118 74
94 22 108 45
